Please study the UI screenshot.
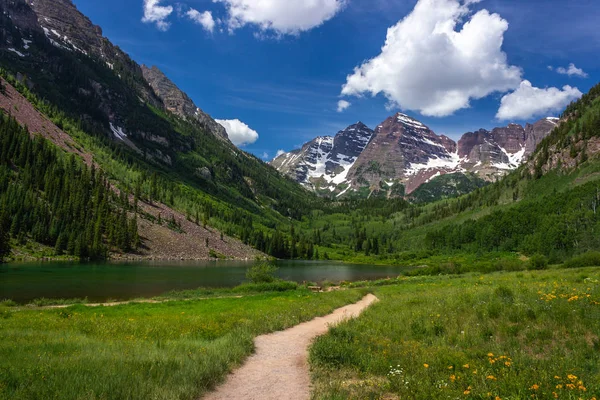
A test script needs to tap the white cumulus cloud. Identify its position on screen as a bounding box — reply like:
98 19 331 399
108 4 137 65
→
555 63 588 78
214 0 347 35
337 100 351 112
187 9 216 33
496 80 583 121
340 0 522 117
215 119 259 147
142 0 174 31
275 149 286 158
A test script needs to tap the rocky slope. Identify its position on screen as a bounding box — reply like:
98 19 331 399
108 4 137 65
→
271 122 373 192
273 113 557 197
458 118 559 179
22 0 162 109
141 65 229 141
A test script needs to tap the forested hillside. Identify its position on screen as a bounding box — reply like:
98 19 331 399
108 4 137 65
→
0 113 138 260
0 0 322 260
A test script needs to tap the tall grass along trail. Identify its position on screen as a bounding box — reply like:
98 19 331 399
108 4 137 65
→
202 294 378 400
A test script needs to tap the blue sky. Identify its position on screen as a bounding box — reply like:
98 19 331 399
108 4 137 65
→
73 0 599 160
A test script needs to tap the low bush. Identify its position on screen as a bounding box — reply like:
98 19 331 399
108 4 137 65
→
563 251 600 269
246 261 278 283
528 254 549 270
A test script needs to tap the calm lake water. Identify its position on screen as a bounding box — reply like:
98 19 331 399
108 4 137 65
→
0 260 410 303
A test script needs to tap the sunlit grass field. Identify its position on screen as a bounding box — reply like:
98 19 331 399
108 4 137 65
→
0 288 365 400
310 268 600 399
1 268 598 400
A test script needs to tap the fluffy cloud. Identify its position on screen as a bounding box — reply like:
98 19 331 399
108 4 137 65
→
142 0 173 31
496 80 582 120
214 0 347 35
341 0 522 117
187 9 216 33
275 149 286 158
554 63 588 78
215 119 259 147
337 100 351 112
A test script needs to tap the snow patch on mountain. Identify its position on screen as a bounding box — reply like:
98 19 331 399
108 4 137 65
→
405 152 463 176
110 123 128 141
271 122 374 191
7 48 26 57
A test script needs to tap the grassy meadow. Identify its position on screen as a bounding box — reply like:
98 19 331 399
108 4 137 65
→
310 268 600 399
0 288 365 400
1 267 599 400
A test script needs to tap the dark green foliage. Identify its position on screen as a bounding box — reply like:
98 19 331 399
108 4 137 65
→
528 254 549 270
0 226 10 261
246 261 278 283
410 172 489 203
563 252 600 269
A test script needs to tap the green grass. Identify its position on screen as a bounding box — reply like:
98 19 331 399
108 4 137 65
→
0 289 365 400
310 268 600 399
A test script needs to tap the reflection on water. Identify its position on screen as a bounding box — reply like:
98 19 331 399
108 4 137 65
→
0 260 410 303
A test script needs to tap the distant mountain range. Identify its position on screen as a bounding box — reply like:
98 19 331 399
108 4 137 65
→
271 113 558 197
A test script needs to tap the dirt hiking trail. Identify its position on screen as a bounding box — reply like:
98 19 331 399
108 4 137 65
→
202 293 379 400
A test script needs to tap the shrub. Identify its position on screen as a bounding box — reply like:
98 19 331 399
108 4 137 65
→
494 258 526 272
528 254 548 270
563 252 600 269
246 261 278 283
232 281 298 293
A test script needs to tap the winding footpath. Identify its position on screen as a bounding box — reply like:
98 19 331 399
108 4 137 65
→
202 294 379 400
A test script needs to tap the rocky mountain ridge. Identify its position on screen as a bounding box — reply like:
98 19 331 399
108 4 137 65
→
1 0 229 145
270 122 373 193
141 65 229 141
272 113 558 197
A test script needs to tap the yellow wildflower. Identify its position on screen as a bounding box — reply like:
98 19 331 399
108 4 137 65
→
463 364 470 369
530 384 540 390
424 363 429 368
487 375 497 381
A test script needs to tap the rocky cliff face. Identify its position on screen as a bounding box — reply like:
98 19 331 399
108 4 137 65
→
271 122 373 192
273 113 558 197
141 65 229 141
347 113 459 194
2 0 229 148
458 118 559 180
23 0 162 109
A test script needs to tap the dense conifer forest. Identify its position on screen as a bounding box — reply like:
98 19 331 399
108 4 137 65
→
0 113 138 260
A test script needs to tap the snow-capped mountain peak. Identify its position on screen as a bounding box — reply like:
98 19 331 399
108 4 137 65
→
270 122 374 191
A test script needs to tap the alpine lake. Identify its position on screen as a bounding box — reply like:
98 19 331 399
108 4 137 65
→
0 260 412 304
